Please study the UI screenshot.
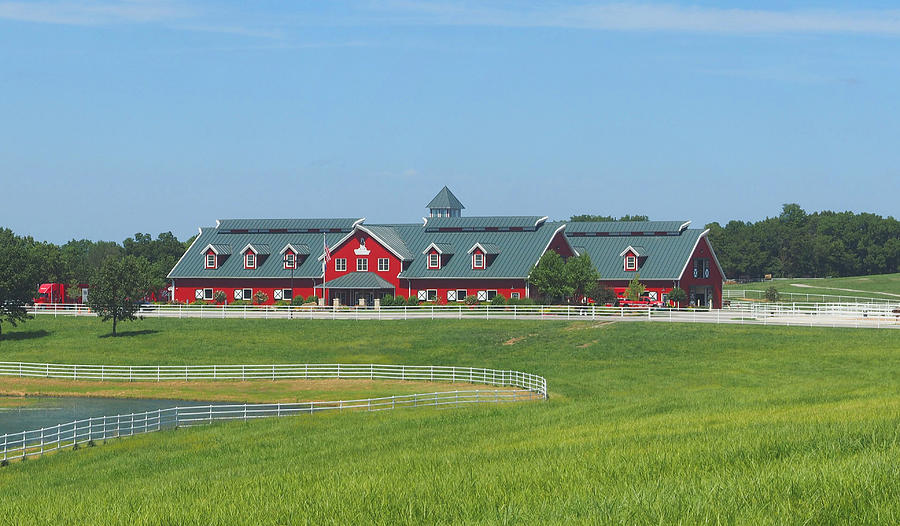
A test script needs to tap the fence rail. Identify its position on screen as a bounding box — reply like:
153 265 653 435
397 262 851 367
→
723 288 897 304
0 362 547 462
26 303 900 329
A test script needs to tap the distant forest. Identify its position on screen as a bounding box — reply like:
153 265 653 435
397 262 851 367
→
570 205 900 279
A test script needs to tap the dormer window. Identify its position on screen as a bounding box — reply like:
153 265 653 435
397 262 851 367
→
625 255 637 271
245 252 256 269
428 252 440 269
284 252 295 270
472 252 484 269
205 252 216 269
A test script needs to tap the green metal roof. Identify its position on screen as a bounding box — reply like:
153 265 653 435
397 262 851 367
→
244 243 271 255
470 242 501 255
424 242 454 254
318 272 394 290
426 186 465 210
387 221 569 279
569 229 705 280
281 243 310 255
169 227 345 279
361 225 414 260
565 221 689 235
424 216 547 231
216 218 363 232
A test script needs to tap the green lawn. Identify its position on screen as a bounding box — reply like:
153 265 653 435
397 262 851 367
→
1 317 899 524
725 272 900 301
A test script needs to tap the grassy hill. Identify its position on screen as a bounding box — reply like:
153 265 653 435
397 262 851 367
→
725 272 900 301
1 317 899 524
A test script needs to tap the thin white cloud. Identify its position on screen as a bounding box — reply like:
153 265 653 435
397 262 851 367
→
0 0 189 25
368 1 900 36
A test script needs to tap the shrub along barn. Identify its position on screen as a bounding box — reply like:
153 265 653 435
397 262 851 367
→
168 187 725 307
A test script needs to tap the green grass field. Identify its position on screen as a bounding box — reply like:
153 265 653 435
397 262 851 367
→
725 272 900 301
1 317 899 524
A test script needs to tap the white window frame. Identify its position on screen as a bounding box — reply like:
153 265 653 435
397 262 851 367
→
243 288 252 300
426 289 437 301
486 290 498 300
446 290 457 302
357 258 368 272
511 292 520 300
283 252 295 270
456 289 467 302
477 290 487 301
417 290 428 301
233 289 243 300
283 288 293 300
335 258 347 272
273 289 283 300
378 258 390 272
203 288 213 300
245 252 256 269
428 252 440 269
195 289 204 300
472 252 484 269
205 253 216 269
625 255 637 271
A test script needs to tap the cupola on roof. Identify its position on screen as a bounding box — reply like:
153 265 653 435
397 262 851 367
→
427 186 465 218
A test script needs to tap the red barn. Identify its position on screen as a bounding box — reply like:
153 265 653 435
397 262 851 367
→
168 187 725 307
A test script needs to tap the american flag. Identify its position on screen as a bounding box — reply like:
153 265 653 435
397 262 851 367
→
323 235 332 263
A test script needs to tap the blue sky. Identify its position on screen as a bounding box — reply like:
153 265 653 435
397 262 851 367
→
2 1 899 243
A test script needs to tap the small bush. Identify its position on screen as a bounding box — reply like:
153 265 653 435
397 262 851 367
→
407 296 420 306
229 300 250 306
190 299 207 306
382 294 394 306
510 297 535 305
667 287 687 306
213 290 226 304
306 295 319 304
765 286 780 302
252 291 269 305
273 300 290 306
464 295 479 305
590 284 618 305
291 295 305 306
490 294 507 306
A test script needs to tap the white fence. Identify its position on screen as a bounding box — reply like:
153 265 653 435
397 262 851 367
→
26 303 900 329
724 288 896 304
0 362 547 462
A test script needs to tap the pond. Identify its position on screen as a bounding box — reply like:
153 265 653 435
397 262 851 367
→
0 396 225 436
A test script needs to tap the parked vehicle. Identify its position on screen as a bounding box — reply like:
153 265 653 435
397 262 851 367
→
619 293 664 308
34 283 88 304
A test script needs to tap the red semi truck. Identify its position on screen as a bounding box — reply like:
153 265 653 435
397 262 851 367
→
35 283 88 304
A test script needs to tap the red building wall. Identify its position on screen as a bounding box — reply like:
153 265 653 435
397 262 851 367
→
677 236 724 307
172 278 320 305
399 279 527 304
325 231 403 289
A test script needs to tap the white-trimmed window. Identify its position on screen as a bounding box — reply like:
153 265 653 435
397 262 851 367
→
283 289 293 300
625 255 637 271
511 292 520 300
243 288 252 300
203 288 213 301
456 289 467 302
378 258 389 272
472 252 484 269
428 252 440 269
205 253 216 269
486 290 497 300
335 258 347 272
357 258 368 272
283 252 295 270
245 252 256 269
426 289 437 301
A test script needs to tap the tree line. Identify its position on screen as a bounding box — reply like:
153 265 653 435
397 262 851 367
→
0 228 193 336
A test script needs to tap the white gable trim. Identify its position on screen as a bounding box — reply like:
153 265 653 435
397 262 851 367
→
618 245 643 258
533 223 574 269
319 225 410 262
466 242 489 255
423 242 448 255
679 221 692 232
677 229 712 280
240 243 258 255
279 243 305 255
167 227 203 279
202 243 222 255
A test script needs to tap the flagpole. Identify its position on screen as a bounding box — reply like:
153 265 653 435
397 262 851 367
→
323 233 327 305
